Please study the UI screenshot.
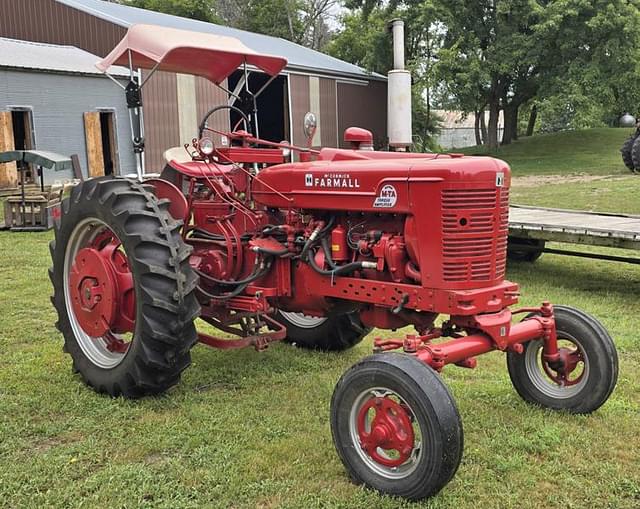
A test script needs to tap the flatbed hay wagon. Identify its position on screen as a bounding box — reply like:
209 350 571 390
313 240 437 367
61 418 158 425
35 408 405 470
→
49 24 618 500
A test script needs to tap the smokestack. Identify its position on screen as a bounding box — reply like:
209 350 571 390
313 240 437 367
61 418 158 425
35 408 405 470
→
391 19 405 70
387 19 412 150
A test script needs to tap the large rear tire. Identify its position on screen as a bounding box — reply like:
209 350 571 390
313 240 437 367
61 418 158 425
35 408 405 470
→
621 134 637 171
331 354 463 500
630 135 640 171
276 310 371 351
50 177 200 397
506 306 618 413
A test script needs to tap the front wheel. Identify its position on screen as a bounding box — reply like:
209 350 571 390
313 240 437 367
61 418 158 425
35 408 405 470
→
507 306 618 413
331 354 463 500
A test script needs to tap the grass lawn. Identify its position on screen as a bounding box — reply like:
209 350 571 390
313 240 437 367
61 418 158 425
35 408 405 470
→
459 127 632 176
1 130 640 508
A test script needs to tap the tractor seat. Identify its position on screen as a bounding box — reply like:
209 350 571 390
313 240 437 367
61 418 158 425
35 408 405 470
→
163 146 192 164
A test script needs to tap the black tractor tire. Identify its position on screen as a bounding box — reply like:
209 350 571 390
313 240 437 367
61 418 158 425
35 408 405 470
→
331 354 463 500
507 237 545 262
631 135 640 171
275 310 371 351
507 306 618 413
50 177 200 398
621 134 637 171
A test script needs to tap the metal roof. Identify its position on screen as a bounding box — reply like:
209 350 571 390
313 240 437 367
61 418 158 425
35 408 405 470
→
0 37 129 77
55 0 385 81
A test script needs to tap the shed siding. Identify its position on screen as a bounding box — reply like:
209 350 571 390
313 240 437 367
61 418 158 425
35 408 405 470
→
0 0 126 57
337 80 387 149
289 74 310 147
141 71 179 171
0 69 136 183
319 78 337 147
195 77 229 142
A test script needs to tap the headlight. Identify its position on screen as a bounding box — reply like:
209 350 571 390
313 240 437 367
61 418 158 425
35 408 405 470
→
199 137 215 155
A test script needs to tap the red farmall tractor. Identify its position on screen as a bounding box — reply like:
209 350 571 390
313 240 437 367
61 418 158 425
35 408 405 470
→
50 25 618 500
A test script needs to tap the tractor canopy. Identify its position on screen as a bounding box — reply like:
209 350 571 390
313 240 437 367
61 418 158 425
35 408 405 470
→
96 24 288 84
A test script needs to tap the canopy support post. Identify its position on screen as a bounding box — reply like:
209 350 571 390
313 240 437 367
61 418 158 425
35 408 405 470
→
123 50 145 181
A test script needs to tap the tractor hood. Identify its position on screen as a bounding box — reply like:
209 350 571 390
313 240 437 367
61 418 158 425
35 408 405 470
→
252 149 510 212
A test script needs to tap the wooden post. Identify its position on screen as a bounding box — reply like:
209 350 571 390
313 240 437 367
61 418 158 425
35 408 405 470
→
0 111 18 188
84 112 105 178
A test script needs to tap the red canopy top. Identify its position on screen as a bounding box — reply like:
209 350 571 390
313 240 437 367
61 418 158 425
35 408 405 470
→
96 24 288 83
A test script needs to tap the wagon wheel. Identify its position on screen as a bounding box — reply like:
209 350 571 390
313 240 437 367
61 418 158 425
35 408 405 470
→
331 354 463 500
49 177 200 397
507 237 545 262
506 306 618 413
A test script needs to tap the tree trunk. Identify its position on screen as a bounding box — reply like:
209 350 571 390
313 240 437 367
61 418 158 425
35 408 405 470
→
480 109 487 142
526 104 537 136
474 110 482 145
487 101 500 150
501 105 519 145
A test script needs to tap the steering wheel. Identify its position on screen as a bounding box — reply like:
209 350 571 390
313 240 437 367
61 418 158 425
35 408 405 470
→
198 104 251 140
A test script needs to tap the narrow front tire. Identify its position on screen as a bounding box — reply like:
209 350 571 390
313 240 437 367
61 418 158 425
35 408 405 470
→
506 306 618 414
331 354 463 500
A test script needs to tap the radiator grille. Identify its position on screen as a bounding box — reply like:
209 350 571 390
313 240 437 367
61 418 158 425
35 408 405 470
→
442 188 509 283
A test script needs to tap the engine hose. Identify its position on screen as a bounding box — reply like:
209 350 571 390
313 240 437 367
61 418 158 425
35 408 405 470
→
196 258 272 286
300 216 335 260
190 228 252 243
306 248 371 277
196 261 272 300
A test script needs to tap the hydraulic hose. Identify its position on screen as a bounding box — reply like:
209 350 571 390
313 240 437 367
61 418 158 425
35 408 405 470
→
306 247 375 277
300 216 335 260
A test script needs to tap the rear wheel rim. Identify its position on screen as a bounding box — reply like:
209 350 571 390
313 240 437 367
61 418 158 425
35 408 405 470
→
63 217 136 369
349 387 423 479
279 311 327 328
524 334 589 398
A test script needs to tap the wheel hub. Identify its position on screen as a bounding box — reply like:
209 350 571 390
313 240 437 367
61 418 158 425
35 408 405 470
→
68 234 135 338
544 346 584 386
357 396 415 468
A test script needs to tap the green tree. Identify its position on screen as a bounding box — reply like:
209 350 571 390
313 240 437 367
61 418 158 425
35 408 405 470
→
329 1 443 150
125 0 218 22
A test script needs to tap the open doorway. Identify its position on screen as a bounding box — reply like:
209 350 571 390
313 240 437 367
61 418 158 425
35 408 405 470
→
227 71 290 143
10 108 36 183
99 111 118 176
84 110 119 177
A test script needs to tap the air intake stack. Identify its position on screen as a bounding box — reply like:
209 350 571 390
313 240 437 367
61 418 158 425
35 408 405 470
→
387 19 412 150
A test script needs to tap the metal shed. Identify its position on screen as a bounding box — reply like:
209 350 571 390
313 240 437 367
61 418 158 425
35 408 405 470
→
0 37 136 187
0 0 388 172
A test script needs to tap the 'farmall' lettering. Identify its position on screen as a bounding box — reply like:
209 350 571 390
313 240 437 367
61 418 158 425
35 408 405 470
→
304 173 360 189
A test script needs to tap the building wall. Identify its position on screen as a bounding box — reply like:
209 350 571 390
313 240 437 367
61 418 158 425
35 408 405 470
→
1 0 389 167
0 69 136 183
0 0 126 57
337 80 387 148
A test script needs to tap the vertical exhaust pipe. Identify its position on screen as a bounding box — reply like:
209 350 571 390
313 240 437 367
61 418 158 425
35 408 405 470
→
387 19 412 151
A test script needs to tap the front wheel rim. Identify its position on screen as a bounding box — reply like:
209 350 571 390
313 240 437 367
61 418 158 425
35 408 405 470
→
349 387 423 479
63 217 136 369
524 334 589 399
